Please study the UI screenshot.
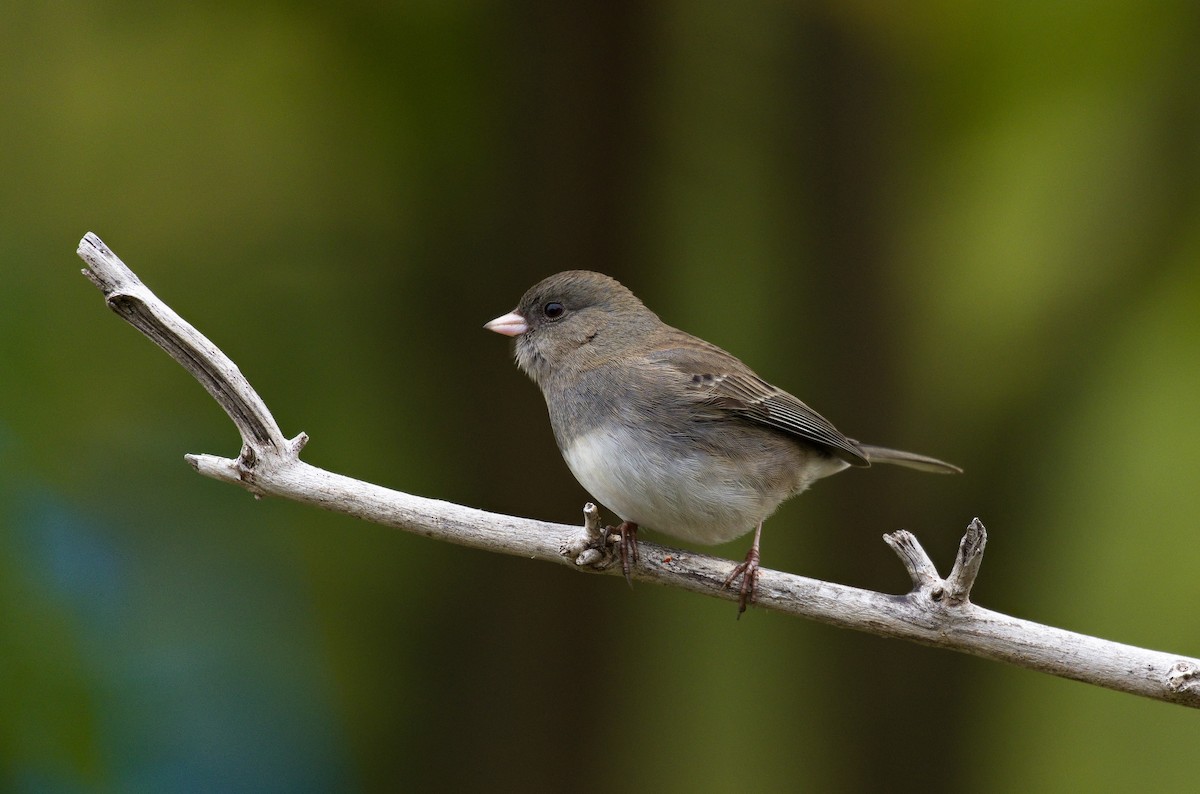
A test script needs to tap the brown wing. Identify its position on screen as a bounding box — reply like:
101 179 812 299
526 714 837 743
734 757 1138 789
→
646 338 870 467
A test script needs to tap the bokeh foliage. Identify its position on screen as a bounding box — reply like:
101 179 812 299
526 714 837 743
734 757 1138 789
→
2 2 1198 791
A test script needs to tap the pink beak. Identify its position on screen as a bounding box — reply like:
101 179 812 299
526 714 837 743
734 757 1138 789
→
484 311 529 337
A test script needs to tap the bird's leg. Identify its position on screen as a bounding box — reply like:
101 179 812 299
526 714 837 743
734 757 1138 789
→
615 521 639 587
723 522 763 617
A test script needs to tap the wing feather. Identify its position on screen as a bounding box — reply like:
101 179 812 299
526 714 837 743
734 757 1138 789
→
646 340 870 466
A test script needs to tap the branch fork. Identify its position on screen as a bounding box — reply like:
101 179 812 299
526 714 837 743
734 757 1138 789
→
75 232 1200 709
885 517 987 607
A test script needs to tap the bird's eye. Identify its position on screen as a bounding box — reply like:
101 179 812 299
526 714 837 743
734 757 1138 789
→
543 302 565 319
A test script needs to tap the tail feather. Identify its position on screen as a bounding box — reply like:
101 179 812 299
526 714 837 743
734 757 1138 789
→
855 443 962 475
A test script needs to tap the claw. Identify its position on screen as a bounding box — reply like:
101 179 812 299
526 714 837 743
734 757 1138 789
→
615 521 639 587
721 522 763 617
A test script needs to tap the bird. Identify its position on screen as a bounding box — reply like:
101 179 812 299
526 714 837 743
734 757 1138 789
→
485 271 960 614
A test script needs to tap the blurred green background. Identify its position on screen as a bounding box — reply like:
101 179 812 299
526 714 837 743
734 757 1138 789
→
3 1 1199 791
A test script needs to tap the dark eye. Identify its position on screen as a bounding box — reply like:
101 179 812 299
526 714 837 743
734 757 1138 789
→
543 302 565 319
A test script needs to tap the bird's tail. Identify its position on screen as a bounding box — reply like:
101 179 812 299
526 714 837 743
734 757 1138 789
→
855 444 962 475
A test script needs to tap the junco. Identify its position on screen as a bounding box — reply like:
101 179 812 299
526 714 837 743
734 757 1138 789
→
486 271 960 614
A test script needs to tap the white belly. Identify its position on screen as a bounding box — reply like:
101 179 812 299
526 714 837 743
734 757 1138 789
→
561 427 801 545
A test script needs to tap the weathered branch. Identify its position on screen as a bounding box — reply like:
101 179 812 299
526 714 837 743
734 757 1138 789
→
75 232 1200 709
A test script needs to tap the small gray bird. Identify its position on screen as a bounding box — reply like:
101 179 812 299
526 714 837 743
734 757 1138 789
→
486 271 960 614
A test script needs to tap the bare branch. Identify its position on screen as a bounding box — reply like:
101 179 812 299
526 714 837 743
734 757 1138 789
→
77 233 300 467
944 516 987 605
75 232 1200 710
883 530 941 591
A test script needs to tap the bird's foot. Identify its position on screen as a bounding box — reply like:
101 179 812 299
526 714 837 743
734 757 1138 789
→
722 544 760 617
612 521 639 587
